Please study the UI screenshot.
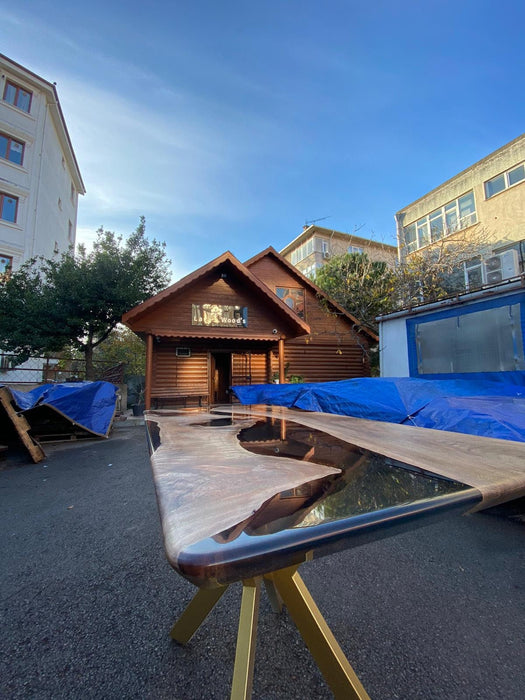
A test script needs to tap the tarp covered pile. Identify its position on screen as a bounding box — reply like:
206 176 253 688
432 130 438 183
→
6 381 118 438
232 373 525 442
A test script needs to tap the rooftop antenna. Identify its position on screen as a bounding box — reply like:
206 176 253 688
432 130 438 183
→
304 216 330 227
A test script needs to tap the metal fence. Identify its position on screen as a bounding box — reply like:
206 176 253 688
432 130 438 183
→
0 355 125 385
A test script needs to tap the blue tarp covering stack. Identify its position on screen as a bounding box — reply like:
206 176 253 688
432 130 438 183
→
8 381 118 437
232 373 525 443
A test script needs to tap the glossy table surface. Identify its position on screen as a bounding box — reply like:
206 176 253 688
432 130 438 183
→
145 408 482 588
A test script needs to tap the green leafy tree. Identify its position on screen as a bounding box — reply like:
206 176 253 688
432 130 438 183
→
314 252 395 333
0 217 170 379
92 325 146 375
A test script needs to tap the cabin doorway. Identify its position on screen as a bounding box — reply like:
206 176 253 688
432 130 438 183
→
211 352 232 403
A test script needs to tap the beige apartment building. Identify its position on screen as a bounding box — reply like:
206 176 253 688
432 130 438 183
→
396 133 525 288
280 224 398 278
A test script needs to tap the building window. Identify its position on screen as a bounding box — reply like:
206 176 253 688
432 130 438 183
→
0 254 13 276
276 287 305 318
0 193 18 223
291 237 316 265
485 163 525 199
464 256 483 290
402 190 477 253
303 262 321 279
0 132 24 165
348 245 363 254
70 182 75 203
3 80 32 113
68 220 73 243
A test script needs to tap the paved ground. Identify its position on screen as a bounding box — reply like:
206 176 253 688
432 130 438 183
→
1 422 524 699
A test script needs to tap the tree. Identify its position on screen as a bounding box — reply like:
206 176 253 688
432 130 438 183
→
0 217 170 379
314 252 395 333
92 325 146 376
394 225 497 308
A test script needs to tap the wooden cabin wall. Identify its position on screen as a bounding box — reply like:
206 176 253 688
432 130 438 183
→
247 256 302 291
271 344 369 382
248 256 371 380
152 343 208 395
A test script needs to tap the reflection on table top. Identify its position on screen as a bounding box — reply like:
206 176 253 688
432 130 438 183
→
145 409 481 587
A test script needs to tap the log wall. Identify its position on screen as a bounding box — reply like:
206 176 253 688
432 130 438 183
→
248 256 371 380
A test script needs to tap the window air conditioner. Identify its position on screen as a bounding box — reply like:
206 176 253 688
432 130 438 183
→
175 347 191 357
483 249 520 284
322 252 330 259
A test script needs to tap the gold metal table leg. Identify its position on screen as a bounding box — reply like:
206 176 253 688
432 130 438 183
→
231 578 262 700
170 585 228 644
267 566 370 700
263 578 283 614
168 566 369 700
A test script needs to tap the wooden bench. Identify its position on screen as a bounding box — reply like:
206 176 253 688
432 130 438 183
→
151 388 208 409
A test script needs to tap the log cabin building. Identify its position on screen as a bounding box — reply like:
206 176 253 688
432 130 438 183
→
122 246 377 409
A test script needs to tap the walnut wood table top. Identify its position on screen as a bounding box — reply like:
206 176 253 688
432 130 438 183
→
144 408 489 588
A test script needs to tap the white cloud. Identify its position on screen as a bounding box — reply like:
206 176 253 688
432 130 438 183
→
1 7 286 228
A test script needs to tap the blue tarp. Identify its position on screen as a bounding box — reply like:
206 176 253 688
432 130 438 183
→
8 381 118 437
232 373 525 442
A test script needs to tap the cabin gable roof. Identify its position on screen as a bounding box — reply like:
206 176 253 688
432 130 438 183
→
122 250 310 336
244 246 378 341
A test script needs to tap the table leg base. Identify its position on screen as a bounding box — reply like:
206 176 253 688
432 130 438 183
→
170 585 227 644
268 567 370 700
170 565 370 700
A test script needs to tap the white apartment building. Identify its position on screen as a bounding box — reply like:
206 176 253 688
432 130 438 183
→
0 54 85 276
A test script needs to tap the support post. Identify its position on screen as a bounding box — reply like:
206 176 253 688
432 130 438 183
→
145 333 153 410
266 349 273 383
278 338 285 384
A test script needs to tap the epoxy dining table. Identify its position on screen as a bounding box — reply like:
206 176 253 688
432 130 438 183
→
144 404 525 699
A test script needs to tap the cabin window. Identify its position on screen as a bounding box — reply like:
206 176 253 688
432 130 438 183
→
276 287 305 319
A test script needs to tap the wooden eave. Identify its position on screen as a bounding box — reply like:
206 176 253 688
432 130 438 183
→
244 246 379 342
139 331 282 341
122 250 310 336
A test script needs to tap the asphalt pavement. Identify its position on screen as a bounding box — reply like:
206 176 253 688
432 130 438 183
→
1 421 524 699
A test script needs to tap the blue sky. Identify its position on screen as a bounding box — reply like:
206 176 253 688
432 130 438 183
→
2 1 524 280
